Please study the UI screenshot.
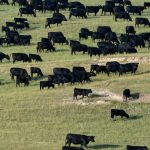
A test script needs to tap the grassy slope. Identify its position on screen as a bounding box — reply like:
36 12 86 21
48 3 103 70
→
0 0 150 149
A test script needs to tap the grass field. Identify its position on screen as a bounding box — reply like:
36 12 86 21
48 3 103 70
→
0 0 150 149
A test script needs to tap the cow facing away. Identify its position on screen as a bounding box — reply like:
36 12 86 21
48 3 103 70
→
65 133 95 148
111 109 129 119
127 145 148 150
73 88 92 100
123 89 131 102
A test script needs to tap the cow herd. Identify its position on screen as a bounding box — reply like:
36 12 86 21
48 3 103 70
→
0 0 150 149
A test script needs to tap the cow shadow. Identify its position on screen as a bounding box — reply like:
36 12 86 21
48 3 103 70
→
129 115 143 120
130 93 140 101
89 144 121 149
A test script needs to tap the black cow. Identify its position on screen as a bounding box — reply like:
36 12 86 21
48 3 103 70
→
48 32 68 45
123 89 131 102
0 0 9 5
114 12 132 22
62 146 85 150
124 0 132 6
135 18 150 27
126 26 136 35
0 52 10 62
10 67 30 80
127 6 143 15
69 9 87 19
127 145 148 150
16 76 29 87
53 68 71 76
113 6 125 13
72 66 86 73
71 44 88 55
101 5 114 15
12 53 31 63
69 2 85 10
37 42 55 53
73 88 92 100
19 7 36 17
30 67 43 77
88 47 101 57
14 17 28 23
106 61 120 76
90 64 106 74
69 40 80 47
40 81 55 90
45 14 67 28
15 35 32 45
65 133 95 148
79 28 92 40
29 54 43 62
105 32 119 43
43 1 58 13
139 32 150 42
86 5 102 16
118 63 139 76
144 2 150 9
111 109 129 119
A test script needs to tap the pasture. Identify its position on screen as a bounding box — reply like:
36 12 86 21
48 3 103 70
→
0 0 150 149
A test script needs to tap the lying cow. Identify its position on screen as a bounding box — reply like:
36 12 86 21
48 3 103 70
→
73 88 92 100
65 133 95 148
111 109 129 119
30 67 43 77
123 89 131 102
62 146 85 150
16 76 29 87
127 145 148 150
40 81 55 90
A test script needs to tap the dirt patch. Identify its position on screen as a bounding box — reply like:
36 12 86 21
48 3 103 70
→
94 56 150 64
63 89 150 106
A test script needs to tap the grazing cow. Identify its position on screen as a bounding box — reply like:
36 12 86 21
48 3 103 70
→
69 40 80 47
88 47 101 57
48 32 68 45
62 146 85 150
0 52 10 62
73 88 92 100
30 67 43 77
10 67 30 80
86 5 102 16
40 81 55 90
106 61 120 76
127 6 143 15
118 63 139 76
126 26 136 35
12 53 31 63
37 42 55 53
101 5 114 15
127 145 148 150
29 54 43 62
105 32 119 43
90 64 106 74
123 89 131 102
69 1 85 10
111 109 129 119
15 35 32 45
19 7 36 17
114 12 132 22
65 133 95 148
69 8 87 19
71 44 88 55
14 17 28 23
45 13 67 28
43 1 58 13
16 76 29 87
135 18 150 27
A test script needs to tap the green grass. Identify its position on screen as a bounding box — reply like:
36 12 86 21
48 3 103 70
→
0 0 150 149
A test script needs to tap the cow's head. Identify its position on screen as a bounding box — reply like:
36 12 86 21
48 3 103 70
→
6 55 10 61
88 136 95 142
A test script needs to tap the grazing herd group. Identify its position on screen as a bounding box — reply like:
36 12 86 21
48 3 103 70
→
0 0 150 149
